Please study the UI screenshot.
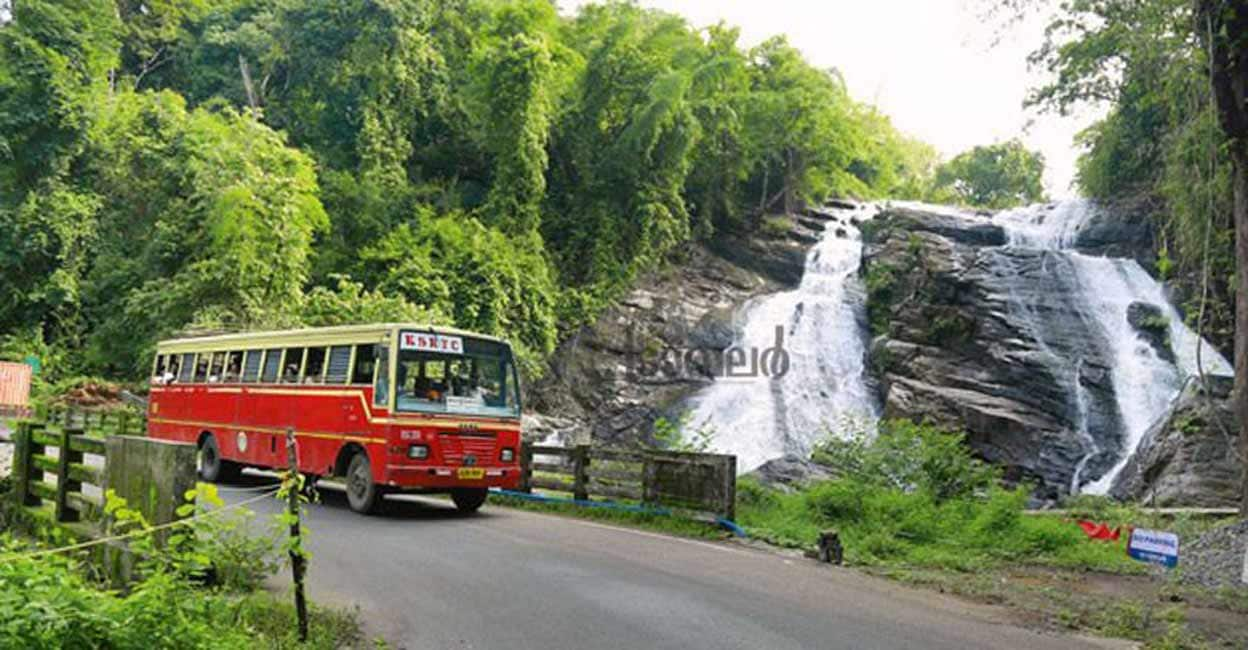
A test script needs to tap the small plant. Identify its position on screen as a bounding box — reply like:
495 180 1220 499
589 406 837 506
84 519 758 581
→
760 215 793 238
104 483 282 591
651 413 716 453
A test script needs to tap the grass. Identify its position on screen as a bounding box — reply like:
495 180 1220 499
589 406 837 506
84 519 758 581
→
735 477 1144 573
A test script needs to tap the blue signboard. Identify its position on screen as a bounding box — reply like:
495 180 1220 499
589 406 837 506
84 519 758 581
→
1128 528 1179 569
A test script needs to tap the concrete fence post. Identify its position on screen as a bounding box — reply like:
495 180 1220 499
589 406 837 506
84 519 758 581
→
103 435 197 546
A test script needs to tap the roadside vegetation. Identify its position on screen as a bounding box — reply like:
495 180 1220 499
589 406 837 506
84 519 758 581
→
0 481 365 649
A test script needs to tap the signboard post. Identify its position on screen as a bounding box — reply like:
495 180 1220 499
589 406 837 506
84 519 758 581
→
1127 528 1180 569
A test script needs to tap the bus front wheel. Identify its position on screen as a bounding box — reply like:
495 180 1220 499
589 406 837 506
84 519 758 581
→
345 452 383 515
199 434 241 483
451 488 488 514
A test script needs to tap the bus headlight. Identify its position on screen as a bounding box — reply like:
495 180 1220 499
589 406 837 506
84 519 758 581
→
500 448 515 462
408 444 429 459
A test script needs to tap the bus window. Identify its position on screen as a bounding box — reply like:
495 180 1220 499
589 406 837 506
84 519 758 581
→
208 352 226 383
241 350 262 383
152 355 167 384
179 353 195 383
325 346 351 384
166 355 181 384
283 348 305 384
394 337 519 416
304 347 327 384
193 354 210 383
373 345 390 407
224 351 243 382
261 348 282 383
351 344 375 385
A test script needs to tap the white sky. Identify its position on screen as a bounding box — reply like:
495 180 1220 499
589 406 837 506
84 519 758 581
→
560 0 1104 198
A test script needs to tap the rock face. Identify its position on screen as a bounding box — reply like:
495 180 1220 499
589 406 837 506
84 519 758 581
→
530 216 823 446
1070 197 1157 266
1109 377 1241 507
1126 301 1175 364
863 205 1126 499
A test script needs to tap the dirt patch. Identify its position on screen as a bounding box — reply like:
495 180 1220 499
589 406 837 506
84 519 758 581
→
867 564 1248 648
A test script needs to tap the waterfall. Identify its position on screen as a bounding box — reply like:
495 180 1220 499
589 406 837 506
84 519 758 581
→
685 204 881 473
994 200 1232 494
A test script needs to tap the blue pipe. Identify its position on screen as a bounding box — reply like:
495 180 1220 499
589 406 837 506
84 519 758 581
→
490 488 747 537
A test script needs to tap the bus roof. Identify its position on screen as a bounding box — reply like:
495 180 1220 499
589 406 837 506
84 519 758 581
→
156 323 507 353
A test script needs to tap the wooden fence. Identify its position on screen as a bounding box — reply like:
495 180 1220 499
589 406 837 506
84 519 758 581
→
39 407 147 437
519 444 737 520
12 419 110 523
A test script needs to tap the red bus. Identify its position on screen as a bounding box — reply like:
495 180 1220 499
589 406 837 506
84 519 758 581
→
148 323 523 514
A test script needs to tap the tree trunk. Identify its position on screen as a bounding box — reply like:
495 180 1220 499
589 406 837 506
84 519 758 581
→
1236 151 1248 515
1197 0 1248 513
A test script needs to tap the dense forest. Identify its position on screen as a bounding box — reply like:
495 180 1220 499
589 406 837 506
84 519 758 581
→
2 0 993 383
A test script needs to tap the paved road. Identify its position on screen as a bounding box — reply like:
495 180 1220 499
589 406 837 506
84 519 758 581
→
225 481 1125 650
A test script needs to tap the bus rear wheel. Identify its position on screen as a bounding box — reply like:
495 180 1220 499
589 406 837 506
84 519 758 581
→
451 488 488 514
345 452 383 515
198 434 241 483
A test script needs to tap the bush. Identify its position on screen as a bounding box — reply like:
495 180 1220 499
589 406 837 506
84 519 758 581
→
811 419 1000 501
739 420 1138 572
0 542 360 650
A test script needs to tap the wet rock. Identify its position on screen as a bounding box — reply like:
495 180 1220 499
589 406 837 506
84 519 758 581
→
1109 380 1240 507
745 454 835 491
1072 197 1157 266
1126 301 1176 364
862 206 1123 498
530 241 793 448
825 199 859 211
867 206 1006 247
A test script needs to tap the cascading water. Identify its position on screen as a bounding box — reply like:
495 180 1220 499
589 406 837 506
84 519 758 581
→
685 204 881 473
994 200 1233 493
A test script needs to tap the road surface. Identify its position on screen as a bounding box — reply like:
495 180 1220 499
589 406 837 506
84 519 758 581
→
224 480 1126 650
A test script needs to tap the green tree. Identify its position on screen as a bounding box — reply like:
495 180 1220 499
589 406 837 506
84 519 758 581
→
931 140 1047 209
0 0 119 345
82 90 327 373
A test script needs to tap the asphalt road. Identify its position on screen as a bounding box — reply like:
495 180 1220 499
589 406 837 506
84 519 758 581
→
224 480 1126 650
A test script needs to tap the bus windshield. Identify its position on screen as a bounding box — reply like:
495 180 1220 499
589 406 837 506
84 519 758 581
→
394 333 520 417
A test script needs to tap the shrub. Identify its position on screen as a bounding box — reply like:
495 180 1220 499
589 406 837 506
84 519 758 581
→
811 419 1000 501
739 420 1138 572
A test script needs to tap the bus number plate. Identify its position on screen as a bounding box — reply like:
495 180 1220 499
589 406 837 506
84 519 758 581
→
456 468 485 480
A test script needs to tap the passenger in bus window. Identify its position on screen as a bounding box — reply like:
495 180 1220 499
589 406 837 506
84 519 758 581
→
165 356 180 384
224 352 242 383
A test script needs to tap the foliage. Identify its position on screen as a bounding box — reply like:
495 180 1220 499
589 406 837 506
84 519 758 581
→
651 413 715 453
104 483 282 592
810 419 1000 501
738 420 1135 572
0 534 360 649
930 139 1047 209
0 0 941 383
